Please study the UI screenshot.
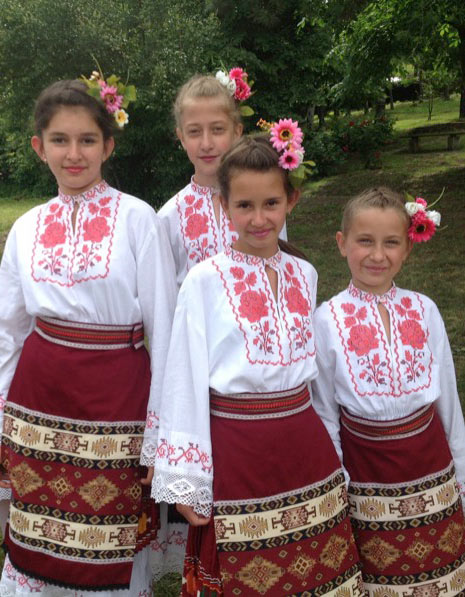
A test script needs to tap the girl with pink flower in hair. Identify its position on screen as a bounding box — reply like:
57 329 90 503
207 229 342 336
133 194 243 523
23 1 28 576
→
0 78 178 595
152 135 364 596
312 187 465 596
158 69 287 289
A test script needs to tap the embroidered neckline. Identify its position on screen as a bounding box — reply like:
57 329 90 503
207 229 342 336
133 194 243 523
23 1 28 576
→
191 176 219 196
225 244 282 268
348 280 397 303
59 180 109 204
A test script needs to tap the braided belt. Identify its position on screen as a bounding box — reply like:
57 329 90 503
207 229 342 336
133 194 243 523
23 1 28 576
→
35 316 145 350
341 403 434 441
210 383 310 420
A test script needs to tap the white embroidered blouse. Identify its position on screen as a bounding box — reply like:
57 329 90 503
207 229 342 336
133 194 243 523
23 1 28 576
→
158 178 287 286
311 282 465 500
0 182 177 466
152 246 318 516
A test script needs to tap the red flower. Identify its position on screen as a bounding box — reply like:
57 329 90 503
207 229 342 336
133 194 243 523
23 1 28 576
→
344 316 357 328
100 207 111 217
99 196 112 206
245 272 257 286
238 290 268 322
230 267 244 280
348 324 378 356
185 194 196 206
341 303 355 315
398 319 426 349
40 222 66 248
408 211 436 243
88 203 99 215
401 297 412 309
83 216 111 243
285 286 309 316
356 307 367 320
185 213 208 240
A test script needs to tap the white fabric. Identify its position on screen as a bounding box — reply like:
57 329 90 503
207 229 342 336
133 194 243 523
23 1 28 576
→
153 246 318 516
0 182 177 595
0 182 177 463
158 177 287 287
311 281 465 503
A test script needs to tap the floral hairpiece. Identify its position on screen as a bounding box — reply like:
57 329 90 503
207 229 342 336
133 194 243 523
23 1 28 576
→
80 68 136 128
404 190 443 243
215 66 254 117
257 117 315 189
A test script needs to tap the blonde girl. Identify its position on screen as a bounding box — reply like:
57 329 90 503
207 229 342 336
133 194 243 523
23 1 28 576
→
312 187 465 596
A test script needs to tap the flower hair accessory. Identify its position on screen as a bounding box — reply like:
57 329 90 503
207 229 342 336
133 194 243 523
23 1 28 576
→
405 189 443 243
81 67 136 128
215 66 254 117
257 117 315 189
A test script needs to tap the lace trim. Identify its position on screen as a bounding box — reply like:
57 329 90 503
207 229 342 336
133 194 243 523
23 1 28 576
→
153 472 212 517
348 279 397 302
140 438 157 466
225 244 282 268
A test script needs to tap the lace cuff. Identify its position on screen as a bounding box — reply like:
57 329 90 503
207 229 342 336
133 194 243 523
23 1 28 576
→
153 471 213 518
140 437 157 466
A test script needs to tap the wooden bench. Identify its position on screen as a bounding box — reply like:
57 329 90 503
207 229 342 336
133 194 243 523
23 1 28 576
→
406 131 465 153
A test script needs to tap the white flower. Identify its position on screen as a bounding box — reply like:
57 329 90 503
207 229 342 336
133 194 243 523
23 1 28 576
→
295 150 305 166
114 109 129 128
215 70 236 96
427 210 441 226
405 202 422 216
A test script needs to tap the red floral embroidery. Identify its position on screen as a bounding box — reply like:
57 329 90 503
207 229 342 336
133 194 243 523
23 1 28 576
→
32 184 118 285
283 262 312 351
239 290 268 322
156 438 212 473
83 216 111 243
185 212 209 241
232 266 274 353
344 303 386 385
397 301 427 381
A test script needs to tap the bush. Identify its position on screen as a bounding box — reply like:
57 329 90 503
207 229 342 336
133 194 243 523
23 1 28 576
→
333 116 395 168
304 131 346 177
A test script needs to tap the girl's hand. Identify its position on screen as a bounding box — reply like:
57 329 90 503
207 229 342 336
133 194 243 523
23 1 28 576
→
140 466 154 485
176 504 211 526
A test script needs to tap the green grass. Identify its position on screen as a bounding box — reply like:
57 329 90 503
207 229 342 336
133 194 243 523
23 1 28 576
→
0 95 464 594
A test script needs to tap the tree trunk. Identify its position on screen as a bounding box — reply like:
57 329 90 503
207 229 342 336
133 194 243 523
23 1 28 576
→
316 106 326 129
389 86 394 109
375 98 386 119
459 26 465 119
306 105 315 130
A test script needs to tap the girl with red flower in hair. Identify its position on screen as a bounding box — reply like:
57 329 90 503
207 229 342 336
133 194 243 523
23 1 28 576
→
312 186 465 596
158 69 288 290
151 135 363 596
0 78 178 596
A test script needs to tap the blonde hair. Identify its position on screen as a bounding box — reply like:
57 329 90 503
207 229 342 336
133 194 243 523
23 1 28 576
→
341 187 409 234
173 74 242 129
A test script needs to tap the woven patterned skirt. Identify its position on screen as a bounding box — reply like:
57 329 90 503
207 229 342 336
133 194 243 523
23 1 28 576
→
340 404 465 596
1 318 157 592
183 384 364 596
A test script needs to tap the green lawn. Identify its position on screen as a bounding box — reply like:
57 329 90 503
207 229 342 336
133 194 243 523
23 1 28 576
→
0 95 464 594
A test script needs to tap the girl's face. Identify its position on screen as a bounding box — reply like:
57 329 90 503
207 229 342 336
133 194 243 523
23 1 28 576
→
336 207 412 295
177 97 242 188
222 168 299 259
31 106 114 196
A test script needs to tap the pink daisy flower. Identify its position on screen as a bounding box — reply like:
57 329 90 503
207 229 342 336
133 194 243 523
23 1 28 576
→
278 149 301 170
415 197 427 207
408 210 436 243
100 83 123 114
270 119 303 151
234 78 251 101
229 67 247 81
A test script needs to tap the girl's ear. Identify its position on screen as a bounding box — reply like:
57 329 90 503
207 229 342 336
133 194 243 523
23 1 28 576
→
176 127 186 149
287 189 300 214
31 136 46 161
404 238 414 261
103 137 115 162
336 231 347 257
234 122 243 140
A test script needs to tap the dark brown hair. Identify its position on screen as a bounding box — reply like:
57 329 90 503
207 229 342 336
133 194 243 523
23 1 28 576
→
218 136 308 260
341 187 409 234
33 80 116 140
